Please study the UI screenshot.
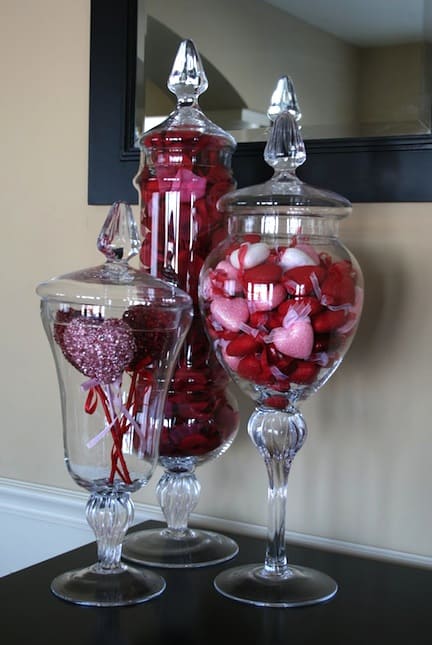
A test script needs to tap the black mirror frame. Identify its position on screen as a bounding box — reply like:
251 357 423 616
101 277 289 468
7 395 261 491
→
88 0 432 205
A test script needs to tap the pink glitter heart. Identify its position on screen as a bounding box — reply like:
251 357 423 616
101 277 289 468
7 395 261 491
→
61 317 136 383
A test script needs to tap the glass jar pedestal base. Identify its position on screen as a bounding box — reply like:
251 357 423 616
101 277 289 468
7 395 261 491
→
123 527 239 568
214 564 337 608
51 563 166 607
122 466 239 568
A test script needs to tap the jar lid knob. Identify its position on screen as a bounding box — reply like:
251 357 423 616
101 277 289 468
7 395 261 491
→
97 201 141 263
167 39 208 105
267 75 302 122
264 76 306 171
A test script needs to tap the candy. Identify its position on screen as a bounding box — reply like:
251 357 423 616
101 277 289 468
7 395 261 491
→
171 168 207 202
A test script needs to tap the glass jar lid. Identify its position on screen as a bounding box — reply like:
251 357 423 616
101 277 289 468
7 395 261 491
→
218 76 351 219
140 39 236 149
36 202 192 312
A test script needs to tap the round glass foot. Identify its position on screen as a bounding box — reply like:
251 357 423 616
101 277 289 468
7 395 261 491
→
214 563 337 608
122 528 239 568
50 562 166 607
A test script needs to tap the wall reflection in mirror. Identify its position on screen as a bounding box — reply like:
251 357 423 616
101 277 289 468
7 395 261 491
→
135 0 432 143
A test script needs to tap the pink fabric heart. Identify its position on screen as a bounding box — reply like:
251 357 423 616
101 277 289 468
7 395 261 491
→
173 168 207 202
268 304 314 359
271 321 314 359
214 260 242 296
210 296 249 332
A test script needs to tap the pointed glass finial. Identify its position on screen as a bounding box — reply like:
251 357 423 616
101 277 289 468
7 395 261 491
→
264 76 306 171
267 76 301 122
97 201 141 263
167 39 208 105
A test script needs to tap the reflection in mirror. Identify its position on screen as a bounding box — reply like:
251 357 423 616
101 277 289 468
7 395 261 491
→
135 0 432 142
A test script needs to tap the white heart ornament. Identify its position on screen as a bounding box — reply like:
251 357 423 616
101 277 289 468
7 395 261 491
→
230 242 270 270
279 247 318 270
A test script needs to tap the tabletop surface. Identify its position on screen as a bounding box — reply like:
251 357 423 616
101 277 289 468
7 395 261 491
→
1 520 431 645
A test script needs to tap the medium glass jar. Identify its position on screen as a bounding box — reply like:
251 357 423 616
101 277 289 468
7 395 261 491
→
124 39 239 567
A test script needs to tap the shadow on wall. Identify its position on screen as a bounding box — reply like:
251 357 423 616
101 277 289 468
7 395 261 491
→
347 244 406 367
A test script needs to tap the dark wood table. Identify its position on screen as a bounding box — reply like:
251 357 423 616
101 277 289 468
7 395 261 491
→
2 521 430 644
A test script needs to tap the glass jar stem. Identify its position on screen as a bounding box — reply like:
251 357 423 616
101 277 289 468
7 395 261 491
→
85 491 134 571
264 456 290 574
157 468 200 535
248 406 307 577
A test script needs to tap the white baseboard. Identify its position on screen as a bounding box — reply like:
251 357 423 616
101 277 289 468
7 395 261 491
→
1 477 431 577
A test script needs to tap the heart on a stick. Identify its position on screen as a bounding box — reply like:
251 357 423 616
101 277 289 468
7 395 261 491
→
61 317 136 383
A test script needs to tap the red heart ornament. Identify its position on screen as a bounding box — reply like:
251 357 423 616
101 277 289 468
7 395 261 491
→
282 265 327 296
226 334 262 357
242 263 282 285
312 309 348 333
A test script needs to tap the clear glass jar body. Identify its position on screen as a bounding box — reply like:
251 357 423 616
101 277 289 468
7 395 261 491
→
42 300 187 493
200 211 363 409
135 129 239 466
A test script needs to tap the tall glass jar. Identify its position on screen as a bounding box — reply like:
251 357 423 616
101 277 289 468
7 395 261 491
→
199 77 364 606
122 40 239 567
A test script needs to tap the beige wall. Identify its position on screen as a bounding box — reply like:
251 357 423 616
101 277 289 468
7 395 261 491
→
1 0 431 561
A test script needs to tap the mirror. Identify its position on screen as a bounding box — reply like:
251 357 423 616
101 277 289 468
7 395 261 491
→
88 0 432 204
135 0 432 142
